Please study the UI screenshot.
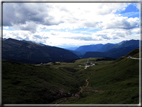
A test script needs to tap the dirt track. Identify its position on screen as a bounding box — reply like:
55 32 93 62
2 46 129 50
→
54 70 104 104
55 71 95 104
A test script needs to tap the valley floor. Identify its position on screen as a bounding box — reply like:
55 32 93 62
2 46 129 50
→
2 50 140 104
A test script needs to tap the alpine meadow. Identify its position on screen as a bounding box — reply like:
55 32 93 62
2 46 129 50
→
2 2 141 106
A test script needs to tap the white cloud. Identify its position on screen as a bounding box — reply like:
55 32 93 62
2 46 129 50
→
98 16 139 29
131 27 140 34
3 3 130 30
132 3 140 10
3 25 140 47
2 3 140 47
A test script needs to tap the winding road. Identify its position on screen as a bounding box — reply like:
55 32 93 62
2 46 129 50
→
128 56 141 60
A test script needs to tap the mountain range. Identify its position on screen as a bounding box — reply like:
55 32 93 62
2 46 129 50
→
72 39 139 58
2 38 79 64
75 44 104 52
2 38 139 63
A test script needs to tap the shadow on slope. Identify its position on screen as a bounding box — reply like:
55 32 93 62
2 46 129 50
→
63 49 139 104
2 61 80 104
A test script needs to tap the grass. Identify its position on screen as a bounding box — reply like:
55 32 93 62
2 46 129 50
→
2 49 140 104
2 61 80 104
62 55 139 104
125 48 139 58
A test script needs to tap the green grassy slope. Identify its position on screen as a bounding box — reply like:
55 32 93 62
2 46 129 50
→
62 50 139 104
2 61 80 104
2 49 140 104
125 48 139 58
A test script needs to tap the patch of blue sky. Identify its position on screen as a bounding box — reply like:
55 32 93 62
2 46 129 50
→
121 3 139 13
115 3 139 18
121 12 139 18
68 28 101 35
3 27 14 31
81 32 92 35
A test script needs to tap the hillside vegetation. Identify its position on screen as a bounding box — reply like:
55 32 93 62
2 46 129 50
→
125 48 139 58
82 51 105 58
2 49 140 104
61 49 140 104
2 61 80 104
3 38 79 64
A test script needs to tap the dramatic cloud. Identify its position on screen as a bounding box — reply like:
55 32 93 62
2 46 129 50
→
12 21 38 33
3 3 130 30
99 17 139 29
3 3 48 25
3 3 63 32
2 3 140 48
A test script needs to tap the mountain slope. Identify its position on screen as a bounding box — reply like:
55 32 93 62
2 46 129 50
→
98 40 139 52
97 43 117 52
113 39 139 49
70 50 86 58
105 47 139 58
82 52 105 58
125 48 139 58
2 60 80 104
81 39 139 59
2 38 79 64
75 44 104 52
75 39 139 52
62 49 139 104
82 47 139 59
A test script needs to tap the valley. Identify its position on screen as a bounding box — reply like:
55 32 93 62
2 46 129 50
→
2 49 140 104
2 2 141 106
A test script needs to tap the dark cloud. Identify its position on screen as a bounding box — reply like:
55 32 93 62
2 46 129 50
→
3 3 15 26
3 3 63 32
114 32 125 37
112 36 119 39
84 22 99 28
12 21 37 33
97 34 111 40
3 3 47 25
33 35 42 39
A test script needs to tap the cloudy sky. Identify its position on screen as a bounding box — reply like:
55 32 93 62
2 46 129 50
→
3 2 140 48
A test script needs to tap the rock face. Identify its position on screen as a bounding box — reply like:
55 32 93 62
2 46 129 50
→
2 38 79 64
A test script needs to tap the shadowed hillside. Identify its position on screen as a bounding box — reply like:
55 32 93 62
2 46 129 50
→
2 38 79 64
75 44 104 52
82 47 139 59
2 61 80 104
2 48 140 104
60 49 140 104
82 51 105 58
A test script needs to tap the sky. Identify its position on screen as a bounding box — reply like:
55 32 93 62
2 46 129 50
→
2 2 140 48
